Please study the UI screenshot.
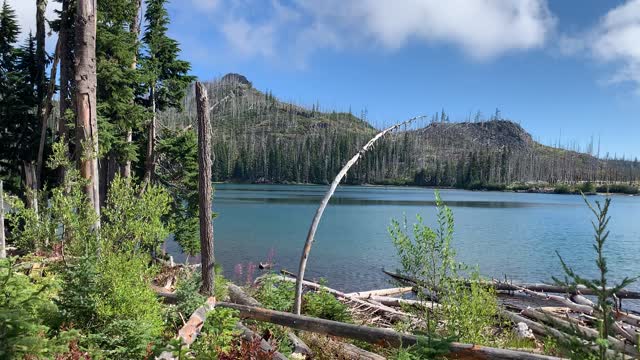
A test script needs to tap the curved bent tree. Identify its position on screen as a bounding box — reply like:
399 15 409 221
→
293 115 427 315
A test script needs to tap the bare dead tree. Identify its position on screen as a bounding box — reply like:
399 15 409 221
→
293 115 426 314
75 0 100 224
196 82 215 296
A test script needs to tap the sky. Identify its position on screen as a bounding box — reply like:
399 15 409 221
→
8 0 640 159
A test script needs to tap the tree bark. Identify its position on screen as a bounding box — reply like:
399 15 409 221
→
58 0 74 183
35 0 47 187
0 181 5 259
218 302 563 360
144 87 157 184
196 82 214 296
37 38 60 186
74 0 100 223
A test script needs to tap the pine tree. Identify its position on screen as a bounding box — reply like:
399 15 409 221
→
140 0 195 183
96 0 146 195
0 3 39 194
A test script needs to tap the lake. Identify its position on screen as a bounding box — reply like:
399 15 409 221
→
167 184 640 295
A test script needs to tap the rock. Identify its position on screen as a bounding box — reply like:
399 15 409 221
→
514 322 535 339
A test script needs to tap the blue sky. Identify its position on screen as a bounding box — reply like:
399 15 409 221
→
10 0 640 159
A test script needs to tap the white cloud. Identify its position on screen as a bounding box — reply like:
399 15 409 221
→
209 0 555 64
6 0 60 45
221 19 275 58
590 0 640 88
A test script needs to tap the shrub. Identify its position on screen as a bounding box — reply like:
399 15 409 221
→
596 183 639 195
0 258 68 358
191 308 241 359
577 182 595 193
553 184 572 194
102 175 172 255
255 275 295 312
303 286 351 323
389 190 500 346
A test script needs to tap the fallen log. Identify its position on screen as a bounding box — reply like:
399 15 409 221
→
228 283 312 357
521 308 638 356
506 283 594 315
235 322 289 360
382 269 640 299
217 302 565 360
303 333 386 360
346 287 413 298
501 310 633 359
362 295 440 310
276 273 411 321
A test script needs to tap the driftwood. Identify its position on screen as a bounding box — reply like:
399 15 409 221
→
506 282 594 315
521 308 638 356
362 295 440 309
383 269 640 300
227 283 312 357
293 115 428 314
276 273 411 321
502 310 633 360
218 302 565 360
346 287 413 298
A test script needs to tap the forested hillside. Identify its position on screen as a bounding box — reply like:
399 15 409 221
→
159 74 640 188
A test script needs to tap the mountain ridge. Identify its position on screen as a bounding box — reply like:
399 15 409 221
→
158 74 640 187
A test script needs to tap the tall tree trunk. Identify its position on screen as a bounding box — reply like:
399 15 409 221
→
196 82 215 296
58 0 74 182
144 86 156 184
0 181 5 259
75 0 100 223
123 0 141 178
35 0 47 187
37 39 60 186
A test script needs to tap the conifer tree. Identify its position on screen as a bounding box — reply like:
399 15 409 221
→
140 0 194 183
0 3 39 194
96 0 145 196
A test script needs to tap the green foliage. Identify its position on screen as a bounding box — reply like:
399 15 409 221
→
57 255 101 331
191 308 241 359
389 190 500 346
6 138 98 255
94 253 164 336
255 274 295 312
102 174 172 254
596 183 639 195
578 181 595 193
156 129 201 257
141 0 195 113
0 258 70 358
441 271 499 344
554 184 572 194
303 285 351 323
0 2 42 192
172 271 206 324
554 196 638 359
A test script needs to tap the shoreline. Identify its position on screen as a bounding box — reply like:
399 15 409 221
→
214 180 640 196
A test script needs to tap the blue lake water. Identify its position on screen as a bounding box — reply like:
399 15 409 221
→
167 184 640 295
